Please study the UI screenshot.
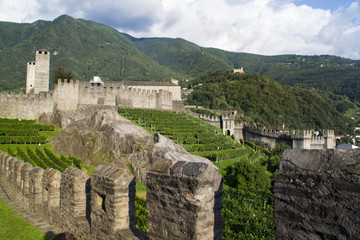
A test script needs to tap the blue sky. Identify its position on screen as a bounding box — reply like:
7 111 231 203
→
0 0 359 59
295 0 355 11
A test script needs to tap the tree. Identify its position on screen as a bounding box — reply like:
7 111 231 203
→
54 66 73 84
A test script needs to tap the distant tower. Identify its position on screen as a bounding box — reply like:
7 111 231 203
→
26 49 50 94
26 61 36 93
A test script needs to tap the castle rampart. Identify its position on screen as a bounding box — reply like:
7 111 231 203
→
1 49 183 119
0 147 223 240
187 111 335 150
0 79 177 119
0 91 55 119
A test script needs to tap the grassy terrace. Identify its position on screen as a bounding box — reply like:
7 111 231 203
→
0 118 88 174
118 108 268 167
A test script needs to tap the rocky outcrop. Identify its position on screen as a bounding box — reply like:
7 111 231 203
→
274 149 360 239
43 105 221 187
46 106 153 179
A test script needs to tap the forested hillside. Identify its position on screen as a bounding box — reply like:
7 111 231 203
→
0 15 178 92
0 15 358 131
186 71 354 133
1 15 360 103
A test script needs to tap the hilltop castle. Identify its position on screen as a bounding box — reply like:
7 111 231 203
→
187 109 336 150
0 49 183 120
0 50 336 150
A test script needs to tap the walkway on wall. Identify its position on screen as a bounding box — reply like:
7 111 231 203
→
0 183 60 238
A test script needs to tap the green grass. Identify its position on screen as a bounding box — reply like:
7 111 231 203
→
0 198 50 240
82 165 96 175
213 156 250 170
136 180 147 193
0 127 61 154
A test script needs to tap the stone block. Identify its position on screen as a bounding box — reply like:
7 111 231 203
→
91 165 135 239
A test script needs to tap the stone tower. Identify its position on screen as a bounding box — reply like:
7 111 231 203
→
323 130 336 149
291 130 312 149
221 110 237 136
26 61 35 93
26 50 50 94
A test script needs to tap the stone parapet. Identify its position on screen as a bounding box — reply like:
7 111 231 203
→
0 148 223 240
274 149 360 239
90 165 136 239
145 133 223 240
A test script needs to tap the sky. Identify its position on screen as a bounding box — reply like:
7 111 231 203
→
0 0 360 59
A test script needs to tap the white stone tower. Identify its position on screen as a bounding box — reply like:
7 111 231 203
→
34 50 50 93
26 50 50 94
26 61 35 93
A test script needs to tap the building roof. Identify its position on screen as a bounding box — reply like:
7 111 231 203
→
79 80 178 87
337 144 358 149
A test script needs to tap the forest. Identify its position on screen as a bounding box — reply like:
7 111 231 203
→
185 71 355 134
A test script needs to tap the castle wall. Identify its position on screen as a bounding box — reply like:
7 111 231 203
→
243 125 292 149
233 123 244 142
185 111 222 128
53 80 80 110
0 81 175 120
0 150 223 240
75 83 173 110
244 129 278 149
275 149 360 239
0 92 54 119
129 85 181 101
104 81 181 101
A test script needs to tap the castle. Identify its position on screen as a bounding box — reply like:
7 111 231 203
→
187 109 336 150
0 49 183 120
0 49 335 150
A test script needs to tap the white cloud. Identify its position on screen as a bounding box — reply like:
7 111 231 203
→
0 0 359 59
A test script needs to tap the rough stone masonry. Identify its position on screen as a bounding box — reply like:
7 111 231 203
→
274 149 360 239
0 131 223 239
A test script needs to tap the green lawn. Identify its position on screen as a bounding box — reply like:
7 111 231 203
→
0 198 50 240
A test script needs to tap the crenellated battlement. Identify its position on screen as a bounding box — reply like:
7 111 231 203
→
290 129 312 139
245 124 292 139
243 125 335 150
0 142 223 240
0 90 54 119
1 49 183 119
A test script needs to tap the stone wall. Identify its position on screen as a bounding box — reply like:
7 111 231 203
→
0 92 54 119
243 126 292 149
0 147 223 240
0 80 177 120
274 149 360 239
55 80 174 111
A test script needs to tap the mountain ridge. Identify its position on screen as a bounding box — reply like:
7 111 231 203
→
0 15 358 132
1 15 360 99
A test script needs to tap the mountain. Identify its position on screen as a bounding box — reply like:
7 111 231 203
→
0 15 179 91
1 15 360 102
0 15 358 132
